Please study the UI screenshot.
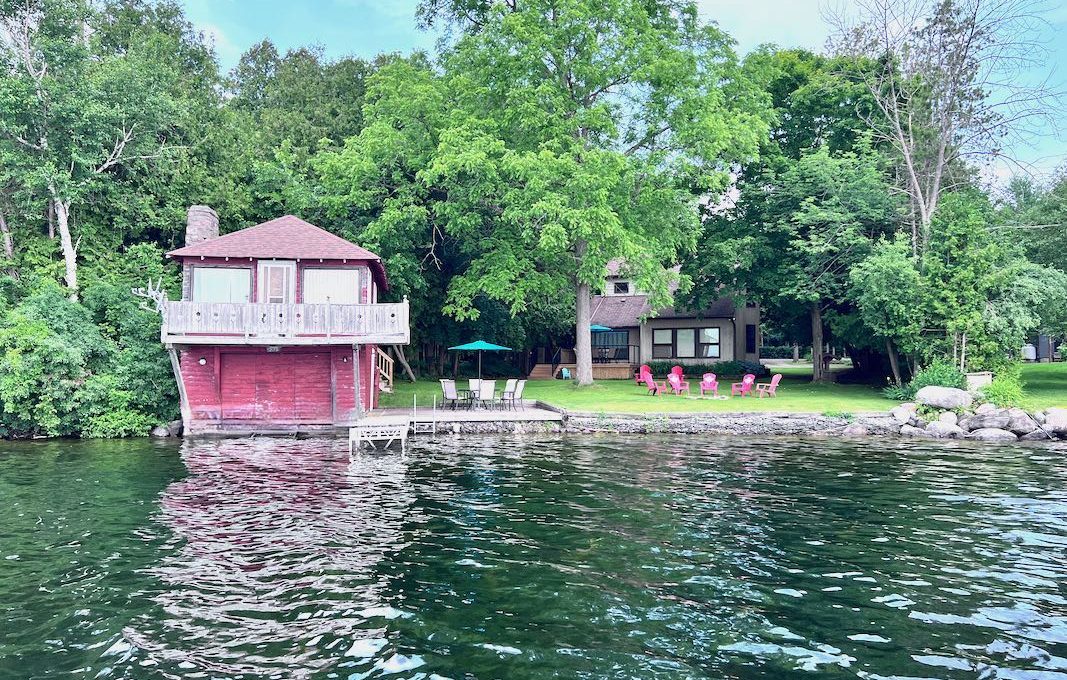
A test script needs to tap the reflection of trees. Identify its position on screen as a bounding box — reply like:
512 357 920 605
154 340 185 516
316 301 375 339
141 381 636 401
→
124 438 420 676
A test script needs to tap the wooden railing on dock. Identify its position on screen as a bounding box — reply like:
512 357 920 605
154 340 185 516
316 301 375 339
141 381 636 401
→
162 299 409 345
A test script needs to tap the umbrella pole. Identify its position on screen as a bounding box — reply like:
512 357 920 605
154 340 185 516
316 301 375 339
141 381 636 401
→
478 351 483 379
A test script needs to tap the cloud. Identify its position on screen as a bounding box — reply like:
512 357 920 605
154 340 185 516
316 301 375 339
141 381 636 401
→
199 21 242 65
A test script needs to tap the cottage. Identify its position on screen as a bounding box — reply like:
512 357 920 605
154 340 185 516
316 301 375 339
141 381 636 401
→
161 206 409 434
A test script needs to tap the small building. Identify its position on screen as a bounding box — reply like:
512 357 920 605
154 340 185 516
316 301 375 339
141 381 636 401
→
161 206 409 435
530 260 759 379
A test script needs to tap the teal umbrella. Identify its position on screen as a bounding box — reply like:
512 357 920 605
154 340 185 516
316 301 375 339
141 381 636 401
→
590 324 613 332
448 340 513 378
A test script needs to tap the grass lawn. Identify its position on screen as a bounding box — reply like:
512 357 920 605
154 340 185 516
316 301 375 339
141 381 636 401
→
380 361 1067 415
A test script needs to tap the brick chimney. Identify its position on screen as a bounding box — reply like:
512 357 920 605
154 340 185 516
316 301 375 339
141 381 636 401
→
185 205 219 246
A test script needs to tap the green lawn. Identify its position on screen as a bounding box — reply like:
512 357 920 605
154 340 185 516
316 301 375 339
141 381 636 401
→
380 361 1067 414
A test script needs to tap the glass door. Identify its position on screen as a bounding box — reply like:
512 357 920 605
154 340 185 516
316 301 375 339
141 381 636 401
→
257 260 296 304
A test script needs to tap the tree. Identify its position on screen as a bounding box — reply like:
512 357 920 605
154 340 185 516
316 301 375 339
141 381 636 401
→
413 0 767 384
829 0 1061 256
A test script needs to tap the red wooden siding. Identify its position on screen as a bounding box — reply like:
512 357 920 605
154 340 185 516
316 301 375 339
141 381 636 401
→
180 345 376 426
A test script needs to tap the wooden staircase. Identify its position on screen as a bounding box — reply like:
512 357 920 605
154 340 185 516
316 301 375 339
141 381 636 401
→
528 362 576 379
375 346 394 393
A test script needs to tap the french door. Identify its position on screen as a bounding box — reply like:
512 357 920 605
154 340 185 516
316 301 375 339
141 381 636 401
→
257 260 296 304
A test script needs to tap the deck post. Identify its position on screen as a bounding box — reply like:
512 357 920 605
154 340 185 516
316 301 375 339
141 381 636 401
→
353 344 363 420
167 346 193 430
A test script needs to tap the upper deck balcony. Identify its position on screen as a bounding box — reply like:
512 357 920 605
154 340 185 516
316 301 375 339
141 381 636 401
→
161 299 409 346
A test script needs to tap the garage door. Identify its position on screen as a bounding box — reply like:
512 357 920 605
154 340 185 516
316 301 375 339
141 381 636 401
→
220 352 332 423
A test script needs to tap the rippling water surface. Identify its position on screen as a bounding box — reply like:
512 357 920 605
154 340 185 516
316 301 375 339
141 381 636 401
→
1 435 1066 678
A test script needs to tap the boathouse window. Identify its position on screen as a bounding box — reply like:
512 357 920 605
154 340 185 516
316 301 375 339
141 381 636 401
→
258 261 296 304
191 267 251 303
699 328 721 358
303 268 360 304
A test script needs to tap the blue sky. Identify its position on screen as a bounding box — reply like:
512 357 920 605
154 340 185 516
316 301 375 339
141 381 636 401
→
181 0 1066 181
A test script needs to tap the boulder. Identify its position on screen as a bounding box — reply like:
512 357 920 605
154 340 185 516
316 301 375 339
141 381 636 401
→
926 421 965 439
891 403 918 424
1004 408 1038 436
167 419 183 437
1033 411 1046 425
842 423 869 437
1044 408 1067 434
938 411 959 426
959 410 1012 432
915 386 973 410
150 425 170 438
1020 428 1053 442
975 403 997 415
967 428 1018 442
900 424 932 438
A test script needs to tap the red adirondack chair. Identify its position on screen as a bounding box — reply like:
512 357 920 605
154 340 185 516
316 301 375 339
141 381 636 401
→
642 372 665 395
667 373 690 396
756 373 783 398
699 372 718 397
731 373 756 397
634 364 652 385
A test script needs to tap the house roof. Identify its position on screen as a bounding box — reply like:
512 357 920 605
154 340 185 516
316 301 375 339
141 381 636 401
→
591 294 737 328
168 215 388 289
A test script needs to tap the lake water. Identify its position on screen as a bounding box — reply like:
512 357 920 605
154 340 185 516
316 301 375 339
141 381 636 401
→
1 435 1066 679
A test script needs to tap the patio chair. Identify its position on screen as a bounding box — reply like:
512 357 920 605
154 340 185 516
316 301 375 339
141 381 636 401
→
505 379 527 410
466 378 480 402
440 379 463 409
642 372 665 396
699 373 718 397
670 365 685 381
560 367 571 380
731 373 756 397
476 379 497 409
500 378 518 410
756 373 783 398
634 364 652 385
667 373 690 396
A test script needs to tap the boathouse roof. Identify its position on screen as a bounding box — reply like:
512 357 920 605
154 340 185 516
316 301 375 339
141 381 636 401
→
168 215 388 288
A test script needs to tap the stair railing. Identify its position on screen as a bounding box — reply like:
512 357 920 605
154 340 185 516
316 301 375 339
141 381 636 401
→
376 347 395 391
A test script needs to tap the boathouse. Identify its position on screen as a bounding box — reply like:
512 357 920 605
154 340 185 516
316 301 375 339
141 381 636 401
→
162 206 409 435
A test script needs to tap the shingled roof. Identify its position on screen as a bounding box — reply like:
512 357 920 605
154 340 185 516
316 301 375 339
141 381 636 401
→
590 294 737 327
168 215 388 288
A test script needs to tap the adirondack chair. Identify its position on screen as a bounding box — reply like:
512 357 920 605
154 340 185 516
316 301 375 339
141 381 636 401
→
670 365 685 380
642 372 665 396
699 373 718 397
440 379 463 409
731 373 756 397
756 373 783 398
560 367 572 380
667 373 690 396
500 378 518 409
634 364 652 385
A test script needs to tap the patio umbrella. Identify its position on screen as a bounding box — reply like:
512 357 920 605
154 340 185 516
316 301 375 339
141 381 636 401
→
590 324 613 332
448 340 513 379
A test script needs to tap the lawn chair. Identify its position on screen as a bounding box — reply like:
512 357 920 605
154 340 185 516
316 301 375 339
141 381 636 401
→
756 373 782 398
731 373 755 397
560 367 571 380
634 364 651 385
500 378 518 410
699 373 718 397
670 365 685 381
667 373 690 396
476 379 497 409
440 379 463 409
642 372 665 396
505 379 527 410
465 378 480 402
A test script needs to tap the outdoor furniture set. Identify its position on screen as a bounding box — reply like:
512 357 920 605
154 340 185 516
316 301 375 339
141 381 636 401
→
440 378 527 410
635 365 782 398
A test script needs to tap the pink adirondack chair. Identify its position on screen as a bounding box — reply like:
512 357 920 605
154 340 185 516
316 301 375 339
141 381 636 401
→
642 372 665 396
756 373 783 398
634 364 652 385
731 373 756 397
670 365 685 380
667 373 690 396
699 373 718 397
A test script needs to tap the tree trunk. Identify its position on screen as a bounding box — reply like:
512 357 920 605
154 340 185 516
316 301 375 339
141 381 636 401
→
885 337 903 385
390 344 418 382
792 343 800 362
0 209 13 261
50 195 78 298
574 280 593 386
46 201 55 240
810 303 827 383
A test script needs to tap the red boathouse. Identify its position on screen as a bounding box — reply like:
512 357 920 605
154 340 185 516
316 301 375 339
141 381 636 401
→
161 206 410 435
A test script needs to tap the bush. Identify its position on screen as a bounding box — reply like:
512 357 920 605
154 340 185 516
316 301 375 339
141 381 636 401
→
646 360 769 379
759 345 795 359
979 367 1024 407
910 359 966 392
882 382 915 401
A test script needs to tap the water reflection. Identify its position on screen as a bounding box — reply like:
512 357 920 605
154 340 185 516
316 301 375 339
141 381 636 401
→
125 438 424 677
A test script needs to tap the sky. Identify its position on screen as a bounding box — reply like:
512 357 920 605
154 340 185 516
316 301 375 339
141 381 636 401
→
181 0 1066 182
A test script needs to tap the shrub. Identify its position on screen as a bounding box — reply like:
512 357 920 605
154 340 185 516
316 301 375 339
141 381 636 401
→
910 359 966 392
882 382 915 401
646 360 769 379
979 367 1024 407
758 345 795 359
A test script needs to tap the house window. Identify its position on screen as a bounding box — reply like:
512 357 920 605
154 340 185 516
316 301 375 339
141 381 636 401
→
613 281 631 295
676 328 695 358
258 261 295 304
746 324 757 354
192 267 251 303
699 328 721 358
303 268 360 304
652 329 673 358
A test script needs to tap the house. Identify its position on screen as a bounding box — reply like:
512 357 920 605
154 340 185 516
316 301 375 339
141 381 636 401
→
530 260 759 379
160 206 409 435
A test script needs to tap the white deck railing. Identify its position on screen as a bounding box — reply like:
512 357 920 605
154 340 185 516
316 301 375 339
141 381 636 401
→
162 299 409 345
